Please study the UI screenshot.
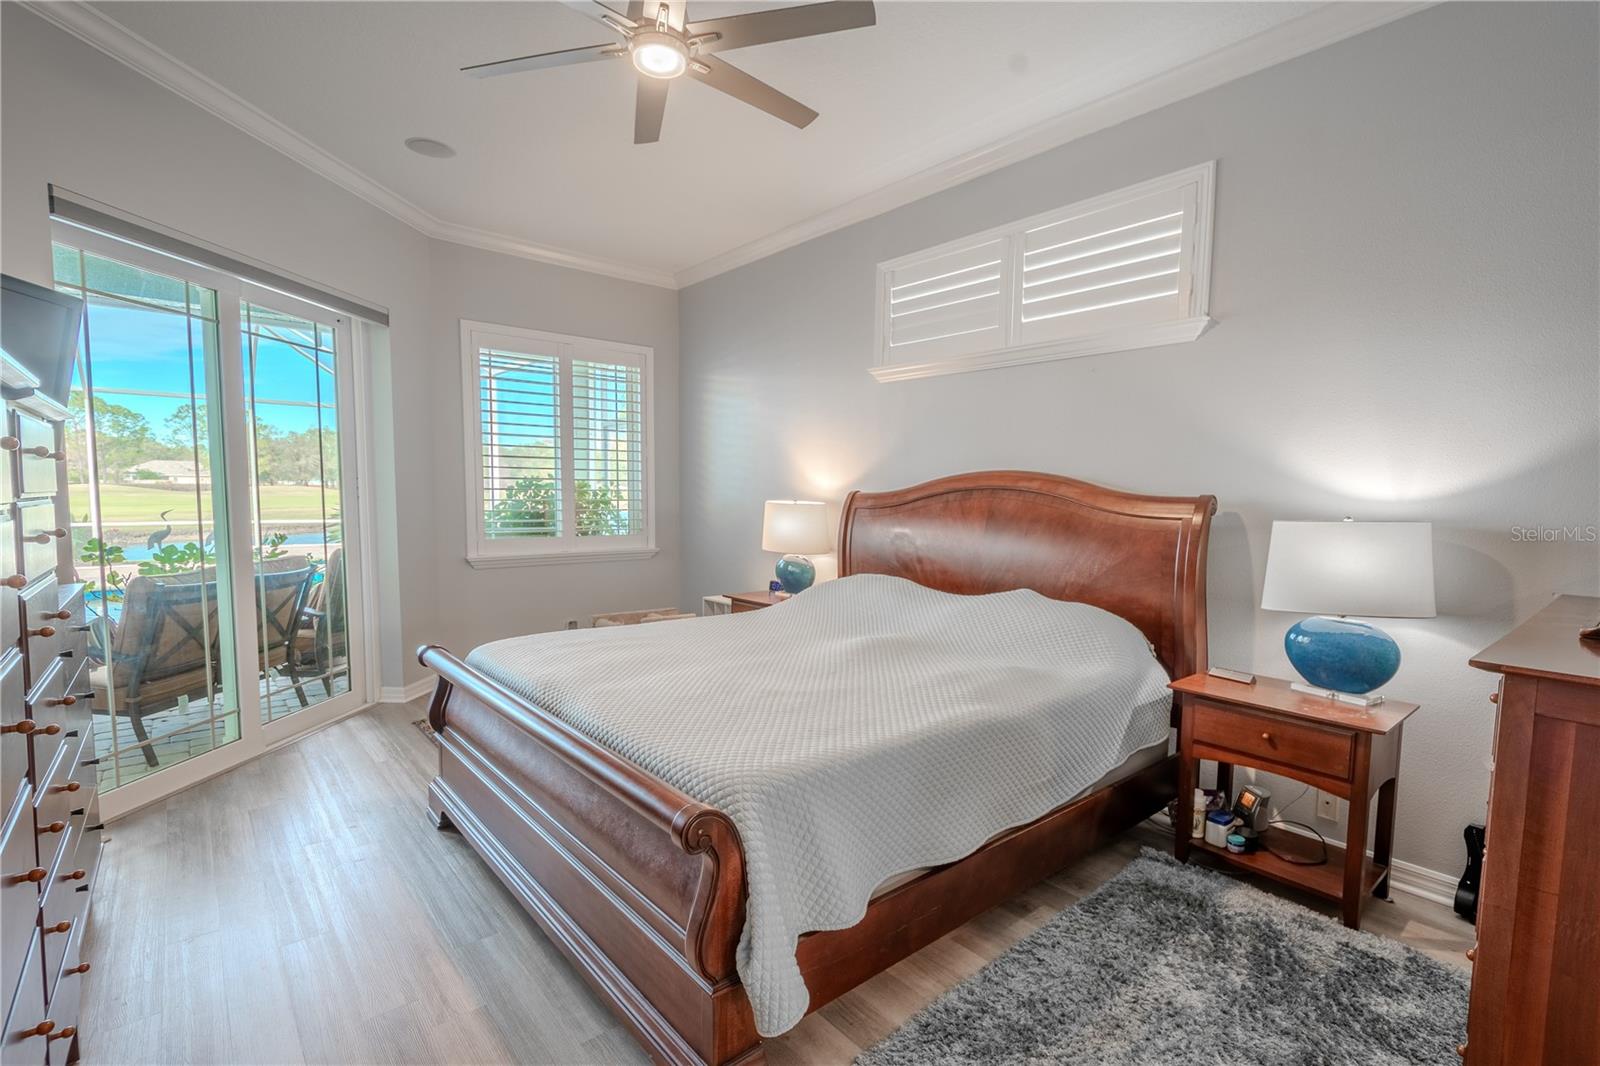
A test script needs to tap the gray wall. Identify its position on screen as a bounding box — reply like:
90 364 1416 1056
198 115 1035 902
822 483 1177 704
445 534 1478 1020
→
678 2 1600 877
0 4 682 688
425 241 681 654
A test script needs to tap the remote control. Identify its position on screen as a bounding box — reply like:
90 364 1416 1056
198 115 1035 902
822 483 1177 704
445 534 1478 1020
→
1208 667 1256 685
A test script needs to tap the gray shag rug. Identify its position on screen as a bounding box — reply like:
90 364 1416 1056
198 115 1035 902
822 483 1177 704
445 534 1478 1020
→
856 848 1468 1066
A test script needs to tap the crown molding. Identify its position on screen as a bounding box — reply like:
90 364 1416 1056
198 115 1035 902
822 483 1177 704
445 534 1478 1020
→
671 1 1433 288
24 0 1429 294
19 0 680 290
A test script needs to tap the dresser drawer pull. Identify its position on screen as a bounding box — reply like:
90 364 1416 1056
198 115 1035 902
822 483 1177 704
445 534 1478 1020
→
12 722 62 737
1261 732 1271 742
1457 1043 1467 1058
19 1021 55 1039
37 821 65 837
43 920 71 935
11 866 48 885
2 574 25 589
21 446 66 461
64 962 91 977
50 781 82 795
46 1026 76 1043
26 625 57 639
1465 945 1476 963
44 695 77 708
1488 692 1498 705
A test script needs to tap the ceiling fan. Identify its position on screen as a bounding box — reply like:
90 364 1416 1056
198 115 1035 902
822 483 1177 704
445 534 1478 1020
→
462 1 876 144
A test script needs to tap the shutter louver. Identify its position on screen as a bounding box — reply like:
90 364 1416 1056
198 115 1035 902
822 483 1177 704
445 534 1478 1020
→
480 348 561 539
883 237 1008 363
572 359 645 538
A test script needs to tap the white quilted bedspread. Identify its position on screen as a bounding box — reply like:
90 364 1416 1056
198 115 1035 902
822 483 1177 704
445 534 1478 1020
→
465 573 1172 1036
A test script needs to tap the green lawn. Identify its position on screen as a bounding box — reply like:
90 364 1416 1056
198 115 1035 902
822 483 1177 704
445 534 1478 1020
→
68 483 334 526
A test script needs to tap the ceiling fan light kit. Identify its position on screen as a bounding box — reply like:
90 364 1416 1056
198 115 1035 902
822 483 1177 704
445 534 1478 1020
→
631 32 688 79
462 1 876 144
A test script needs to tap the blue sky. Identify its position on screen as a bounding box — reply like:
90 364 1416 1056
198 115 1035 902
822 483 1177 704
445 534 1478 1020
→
77 303 332 435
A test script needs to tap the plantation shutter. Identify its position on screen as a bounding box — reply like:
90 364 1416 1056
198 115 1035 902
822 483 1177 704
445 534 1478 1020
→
571 357 646 538
464 321 655 564
872 163 1214 381
1015 183 1194 346
479 348 561 539
880 236 1009 365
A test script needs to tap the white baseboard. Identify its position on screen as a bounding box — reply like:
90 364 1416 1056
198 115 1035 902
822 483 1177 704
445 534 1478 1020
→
1387 857 1460 907
378 678 435 705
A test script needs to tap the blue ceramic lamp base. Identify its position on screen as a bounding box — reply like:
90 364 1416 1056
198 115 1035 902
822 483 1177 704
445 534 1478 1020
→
1284 616 1400 707
774 554 816 594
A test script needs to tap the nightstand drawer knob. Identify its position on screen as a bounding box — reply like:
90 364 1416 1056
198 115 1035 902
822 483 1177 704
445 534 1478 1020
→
1488 692 1498 704
1261 732 1271 742
1457 1043 1467 1059
1465 945 1476 963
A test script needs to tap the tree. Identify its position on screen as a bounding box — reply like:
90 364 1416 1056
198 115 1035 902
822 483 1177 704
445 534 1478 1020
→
67 389 167 481
163 402 209 451
485 476 626 537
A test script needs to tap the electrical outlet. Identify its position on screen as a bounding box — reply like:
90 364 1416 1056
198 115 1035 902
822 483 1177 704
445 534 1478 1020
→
565 618 579 630
1316 790 1338 821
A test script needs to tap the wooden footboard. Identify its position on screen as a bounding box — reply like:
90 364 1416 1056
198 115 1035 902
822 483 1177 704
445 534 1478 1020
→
422 646 760 1066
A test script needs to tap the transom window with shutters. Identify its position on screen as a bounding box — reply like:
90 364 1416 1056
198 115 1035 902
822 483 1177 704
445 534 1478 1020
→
461 320 654 567
872 162 1216 381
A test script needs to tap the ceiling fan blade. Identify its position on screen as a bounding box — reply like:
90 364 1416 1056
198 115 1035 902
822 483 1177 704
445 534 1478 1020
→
687 2 874 55
461 42 621 79
687 54 818 129
635 77 669 144
557 0 640 31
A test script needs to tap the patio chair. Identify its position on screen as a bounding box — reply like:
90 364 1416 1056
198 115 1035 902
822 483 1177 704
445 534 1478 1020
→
288 548 346 700
90 557 314 765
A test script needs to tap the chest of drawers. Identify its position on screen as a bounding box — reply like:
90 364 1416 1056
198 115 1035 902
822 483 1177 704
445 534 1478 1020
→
3 353 100 1066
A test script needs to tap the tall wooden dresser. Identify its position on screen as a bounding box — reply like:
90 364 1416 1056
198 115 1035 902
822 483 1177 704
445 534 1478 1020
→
1463 594 1599 1065
2 352 101 1066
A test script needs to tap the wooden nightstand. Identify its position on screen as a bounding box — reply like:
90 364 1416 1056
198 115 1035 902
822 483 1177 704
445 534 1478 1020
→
725 589 788 613
1170 673 1419 929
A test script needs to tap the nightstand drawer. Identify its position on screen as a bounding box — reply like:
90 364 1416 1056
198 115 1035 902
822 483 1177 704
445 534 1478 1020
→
1191 702 1353 780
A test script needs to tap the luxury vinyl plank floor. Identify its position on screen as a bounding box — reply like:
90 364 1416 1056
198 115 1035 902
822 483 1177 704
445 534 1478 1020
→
81 700 1473 1065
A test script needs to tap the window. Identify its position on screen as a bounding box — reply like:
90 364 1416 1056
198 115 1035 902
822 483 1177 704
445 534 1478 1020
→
461 320 654 567
873 162 1215 381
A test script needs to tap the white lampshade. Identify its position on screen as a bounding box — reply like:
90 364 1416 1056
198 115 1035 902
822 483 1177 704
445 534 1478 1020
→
762 500 831 555
1261 520 1436 618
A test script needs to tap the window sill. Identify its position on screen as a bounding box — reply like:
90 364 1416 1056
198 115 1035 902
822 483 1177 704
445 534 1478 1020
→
870 316 1215 383
466 547 660 570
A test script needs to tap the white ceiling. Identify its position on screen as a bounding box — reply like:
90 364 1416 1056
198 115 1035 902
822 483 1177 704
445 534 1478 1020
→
76 1 1395 285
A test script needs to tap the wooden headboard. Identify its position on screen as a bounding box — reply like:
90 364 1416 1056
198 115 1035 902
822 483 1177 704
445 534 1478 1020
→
839 470 1216 683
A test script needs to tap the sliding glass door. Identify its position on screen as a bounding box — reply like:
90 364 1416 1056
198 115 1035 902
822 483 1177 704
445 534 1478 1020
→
51 224 367 812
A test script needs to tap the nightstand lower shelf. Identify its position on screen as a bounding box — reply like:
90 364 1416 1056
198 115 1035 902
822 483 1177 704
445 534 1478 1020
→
1188 827 1389 903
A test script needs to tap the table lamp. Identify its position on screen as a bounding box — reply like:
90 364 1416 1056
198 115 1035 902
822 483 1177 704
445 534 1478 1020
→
1260 519 1435 706
762 500 831 594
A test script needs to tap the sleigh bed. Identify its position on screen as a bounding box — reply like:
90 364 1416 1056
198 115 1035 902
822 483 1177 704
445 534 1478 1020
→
419 470 1215 1066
